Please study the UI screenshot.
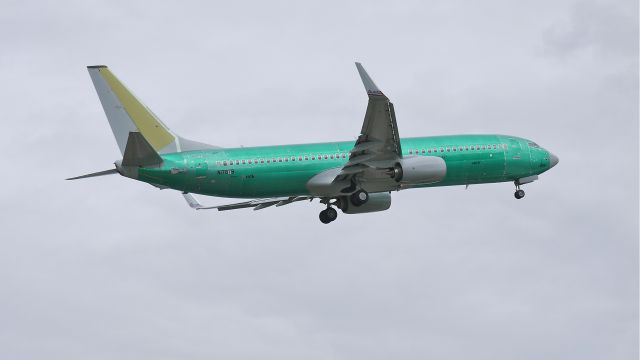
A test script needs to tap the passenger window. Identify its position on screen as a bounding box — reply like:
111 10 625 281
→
324 155 328 159
409 150 413 154
440 148 444 152
291 156 295 161
298 156 302 161
223 161 227 166
284 157 288 162
446 147 450 152
428 149 432 153
421 149 425 154
453 148 457 152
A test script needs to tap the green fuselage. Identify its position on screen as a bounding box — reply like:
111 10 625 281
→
136 134 553 198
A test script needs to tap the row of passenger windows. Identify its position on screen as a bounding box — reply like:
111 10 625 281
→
216 144 507 167
217 153 348 166
407 143 506 155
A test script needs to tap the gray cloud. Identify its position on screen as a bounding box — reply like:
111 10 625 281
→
0 0 637 359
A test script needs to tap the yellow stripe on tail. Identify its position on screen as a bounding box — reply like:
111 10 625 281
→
97 68 175 151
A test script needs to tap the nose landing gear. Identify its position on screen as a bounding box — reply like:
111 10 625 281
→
514 183 525 199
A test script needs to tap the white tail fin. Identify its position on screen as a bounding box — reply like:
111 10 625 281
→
87 65 217 155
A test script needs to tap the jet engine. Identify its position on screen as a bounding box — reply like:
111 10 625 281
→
390 156 446 184
338 192 392 214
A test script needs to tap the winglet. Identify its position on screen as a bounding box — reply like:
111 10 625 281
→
183 193 201 209
355 62 384 96
182 193 223 210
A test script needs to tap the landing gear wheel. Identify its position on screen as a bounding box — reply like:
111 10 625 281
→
514 189 525 199
325 207 338 222
319 207 338 224
350 190 369 207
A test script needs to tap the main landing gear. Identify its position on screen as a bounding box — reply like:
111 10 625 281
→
514 183 525 200
319 206 338 224
318 190 369 224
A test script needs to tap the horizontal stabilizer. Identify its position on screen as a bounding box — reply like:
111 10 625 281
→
122 132 163 167
66 168 118 180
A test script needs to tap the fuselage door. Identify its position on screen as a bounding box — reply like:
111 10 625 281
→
190 154 208 191
505 138 530 178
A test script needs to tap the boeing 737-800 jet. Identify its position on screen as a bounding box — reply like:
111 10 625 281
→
69 63 558 223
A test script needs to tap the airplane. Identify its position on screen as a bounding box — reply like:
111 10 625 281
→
68 63 559 224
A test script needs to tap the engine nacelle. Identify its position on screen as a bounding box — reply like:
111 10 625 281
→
338 192 392 214
392 156 446 184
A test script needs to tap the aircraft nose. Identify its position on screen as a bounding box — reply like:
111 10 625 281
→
549 152 559 168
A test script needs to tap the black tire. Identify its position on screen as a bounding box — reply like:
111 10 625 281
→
325 207 338 222
319 209 331 224
514 189 525 199
350 190 369 207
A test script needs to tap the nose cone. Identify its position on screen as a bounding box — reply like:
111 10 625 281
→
549 152 559 168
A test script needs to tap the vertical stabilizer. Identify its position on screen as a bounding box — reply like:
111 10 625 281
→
87 65 216 155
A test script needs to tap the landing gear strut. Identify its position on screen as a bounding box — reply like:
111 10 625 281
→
514 183 525 199
319 206 338 224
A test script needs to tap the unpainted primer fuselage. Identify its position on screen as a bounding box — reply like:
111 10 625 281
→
137 134 554 198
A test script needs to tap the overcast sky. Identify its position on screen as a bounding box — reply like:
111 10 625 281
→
0 0 637 359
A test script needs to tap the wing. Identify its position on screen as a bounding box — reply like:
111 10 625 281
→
183 193 312 211
335 63 402 182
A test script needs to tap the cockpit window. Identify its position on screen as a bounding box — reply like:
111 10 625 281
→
528 142 540 148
